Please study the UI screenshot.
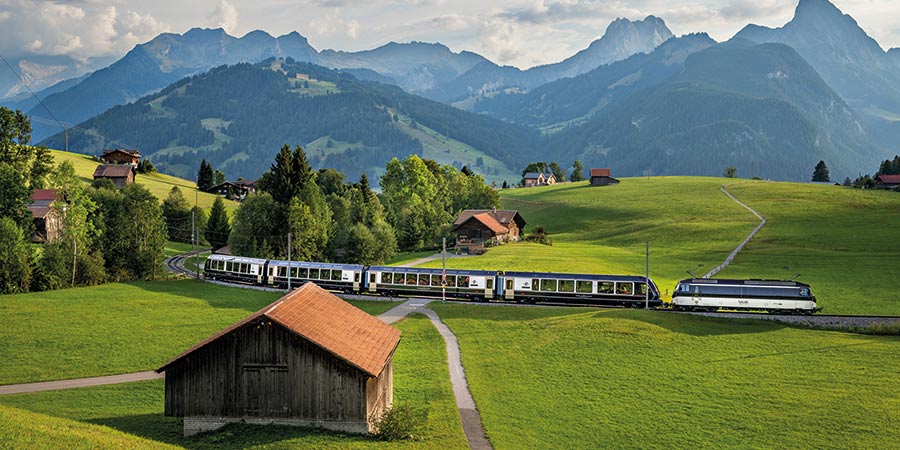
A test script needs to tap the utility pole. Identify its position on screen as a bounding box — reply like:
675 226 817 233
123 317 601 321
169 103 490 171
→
71 237 77 288
441 237 446 303
65 128 68 153
194 190 199 278
191 209 196 278
645 241 650 309
287 232 292 291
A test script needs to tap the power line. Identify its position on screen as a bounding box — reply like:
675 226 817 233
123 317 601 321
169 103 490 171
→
0 51 68 150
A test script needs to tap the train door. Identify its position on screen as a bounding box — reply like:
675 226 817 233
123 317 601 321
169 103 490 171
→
368 271 378 293
485 277 494 300
692 285 701 305
353 270 361 292
504 277 515 300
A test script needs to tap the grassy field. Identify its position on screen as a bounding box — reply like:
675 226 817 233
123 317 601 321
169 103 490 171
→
417 177 900 315
49 150 239 210
430 303 900 449
0 315 468 449
0 280 397 385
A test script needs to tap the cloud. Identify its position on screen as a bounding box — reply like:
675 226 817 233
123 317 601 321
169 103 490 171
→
0 11 11 21
478 17 525 63
308 10 363 40
210 0 239 33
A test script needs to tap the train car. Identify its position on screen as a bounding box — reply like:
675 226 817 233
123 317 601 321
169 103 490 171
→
366 266 498 301
265 260 364 293
671 278 817 314
501 271 662 307
204 254 268 285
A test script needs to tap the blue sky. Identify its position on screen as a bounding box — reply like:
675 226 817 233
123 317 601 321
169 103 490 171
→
1 0 898 96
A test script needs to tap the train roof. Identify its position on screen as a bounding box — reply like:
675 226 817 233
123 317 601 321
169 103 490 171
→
268 260 364 270
504 271 649 282
676 278 811 288
207 254 268 265
367 266 497 276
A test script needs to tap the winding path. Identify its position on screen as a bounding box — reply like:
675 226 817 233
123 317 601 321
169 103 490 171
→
0 371 163 396
703 184 767 279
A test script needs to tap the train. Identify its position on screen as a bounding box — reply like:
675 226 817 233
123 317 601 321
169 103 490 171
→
203 253 664 307
671 278 818 314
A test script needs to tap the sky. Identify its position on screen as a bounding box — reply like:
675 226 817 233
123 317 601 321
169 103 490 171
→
1 0 899 83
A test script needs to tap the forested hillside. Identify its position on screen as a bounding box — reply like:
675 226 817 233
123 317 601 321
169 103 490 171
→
41 59 541 182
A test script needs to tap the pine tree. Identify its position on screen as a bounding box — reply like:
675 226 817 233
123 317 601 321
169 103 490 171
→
205 196 231 250
812 160 830 182
570 160 585 182
197 159 214 191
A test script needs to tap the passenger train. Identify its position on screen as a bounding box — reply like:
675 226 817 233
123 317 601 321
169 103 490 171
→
671 278 818 314
204 253 663 307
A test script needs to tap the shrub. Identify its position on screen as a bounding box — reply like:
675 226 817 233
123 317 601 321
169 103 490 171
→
372 403 426 441
525 225 553 246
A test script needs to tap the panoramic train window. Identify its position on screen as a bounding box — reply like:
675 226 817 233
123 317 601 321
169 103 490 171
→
616 283 633 295
225 262 233 272
558 280 575 292
431 276 441 287
320 269 330 280
308 269 319 279
419 274 430 286
396 273 407 285
635 283 647 295
576 281 592 293
459 276 470 288
541 279 558 291
331 270 342 281
406 273 418 285
598 282 614 294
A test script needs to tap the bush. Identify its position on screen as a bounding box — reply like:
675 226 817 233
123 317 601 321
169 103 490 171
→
372 403 426 441
524 225 553 246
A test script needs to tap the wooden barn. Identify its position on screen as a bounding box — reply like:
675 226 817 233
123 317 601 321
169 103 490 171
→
27 189 63 243
156 283 401 436
93 164 135 188
101 148 141 167
590 168 620 186
452 209 526 254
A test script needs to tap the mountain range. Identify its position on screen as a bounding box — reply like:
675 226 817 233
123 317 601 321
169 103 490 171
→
15 0 900 182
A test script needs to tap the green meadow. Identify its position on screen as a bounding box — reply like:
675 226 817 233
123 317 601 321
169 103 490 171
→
430 303 900 449
420 177 900 315
0 280 396 385
0 315 467 449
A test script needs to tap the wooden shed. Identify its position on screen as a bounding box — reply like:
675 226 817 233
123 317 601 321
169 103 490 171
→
93 164 135 188
157 283 401 436
590 168 620 186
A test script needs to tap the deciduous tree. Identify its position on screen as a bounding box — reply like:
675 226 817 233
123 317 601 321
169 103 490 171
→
0 216 31 294
570 160 585 182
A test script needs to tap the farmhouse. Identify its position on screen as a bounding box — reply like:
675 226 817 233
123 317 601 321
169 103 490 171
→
157 283 401 436
208 179 257 200
452 209 526 254
92 164 135 188
101 148 141 167
875 174 900 189
523 172 557 187
590 168 620 186
27 189 63 242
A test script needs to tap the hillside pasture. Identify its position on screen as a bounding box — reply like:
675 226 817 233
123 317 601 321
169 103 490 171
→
430 303 900 449
0 315 467 449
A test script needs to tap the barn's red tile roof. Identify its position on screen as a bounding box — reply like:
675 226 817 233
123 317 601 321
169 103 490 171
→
31 189 58 202
28 206 51 218
590 168 611 177
157 283 401 377
93 164 133 178
877 174 900 184
470 212 508 234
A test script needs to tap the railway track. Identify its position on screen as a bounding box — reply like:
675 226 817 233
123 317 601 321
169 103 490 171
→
164 249 208 278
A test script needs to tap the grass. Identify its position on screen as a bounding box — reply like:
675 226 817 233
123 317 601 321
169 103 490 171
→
430 303 900 449
416 177 900 315
385 250 438 266
0 280 397 385
49 150 239 211
0 315 467 449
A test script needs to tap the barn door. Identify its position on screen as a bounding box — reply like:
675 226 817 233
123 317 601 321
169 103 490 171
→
242 364 290 417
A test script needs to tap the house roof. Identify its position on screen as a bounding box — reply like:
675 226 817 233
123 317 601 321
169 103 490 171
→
233 179 257 187
28 206 52 219
31 189 58 202
523 172 543 179
469 212 508 234
877 174 900 184
451 209 526 233
590 168 611 177
93 164 133 178
157 283 401 378
103 148 141 158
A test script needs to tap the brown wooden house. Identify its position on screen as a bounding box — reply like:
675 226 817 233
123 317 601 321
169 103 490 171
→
209 179 257 200
875 174 900 189
452 209 526 254
157 283 401 436
102 148 141 167
93 164 135 188
27 189 63 242
590 168 620 186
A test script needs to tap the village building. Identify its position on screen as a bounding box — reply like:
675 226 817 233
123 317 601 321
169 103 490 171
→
451 209 527 254
208 179 257 200
101 149 141 167
93 164 135 188
875 174 900 189
27 189 63 243
523 172 557 187
590 168 620 186
157 283 401 436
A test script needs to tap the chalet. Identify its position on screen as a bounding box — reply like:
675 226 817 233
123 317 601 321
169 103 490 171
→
27 189 63 242
523 172 557 187
157 283 401 436
875 174 900 189
209 179 257 200
93 164 134 188
451 209 526 254
101 148 141 167
590 168 620 186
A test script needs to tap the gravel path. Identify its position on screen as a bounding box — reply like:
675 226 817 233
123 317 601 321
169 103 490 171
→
703 184 767 278
0 371 163 395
